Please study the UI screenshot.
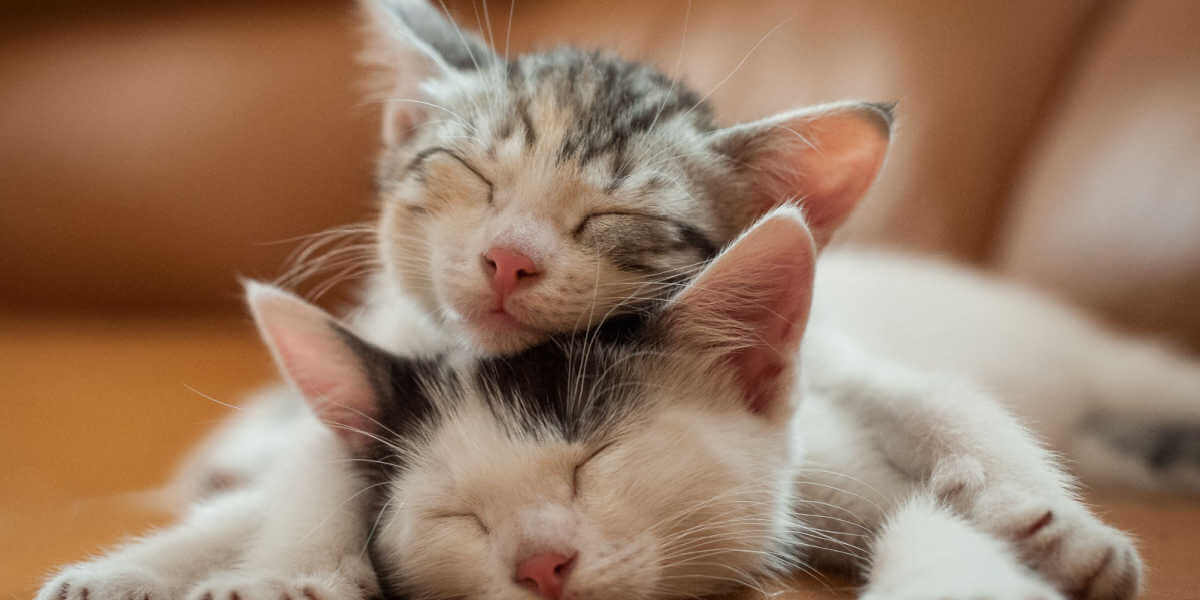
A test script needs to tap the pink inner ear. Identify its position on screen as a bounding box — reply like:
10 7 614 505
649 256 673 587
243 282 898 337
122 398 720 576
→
269 323 366 414
724 258 813 414
745 106 891 247
675 209 816 414
249 284 380 451
358 0 442 146
741 354 785 414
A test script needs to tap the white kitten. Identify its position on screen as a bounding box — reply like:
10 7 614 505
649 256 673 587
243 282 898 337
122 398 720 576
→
39 209 1142 600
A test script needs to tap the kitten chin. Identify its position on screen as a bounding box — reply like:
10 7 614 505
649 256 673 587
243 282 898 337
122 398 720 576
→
443 305 552 355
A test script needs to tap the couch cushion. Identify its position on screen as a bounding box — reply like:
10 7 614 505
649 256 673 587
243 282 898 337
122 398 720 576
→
0 1 1098 309
998 0 1200 350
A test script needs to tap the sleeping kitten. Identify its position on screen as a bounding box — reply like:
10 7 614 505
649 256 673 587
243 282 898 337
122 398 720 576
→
39 209 1141 600
355 0 888 356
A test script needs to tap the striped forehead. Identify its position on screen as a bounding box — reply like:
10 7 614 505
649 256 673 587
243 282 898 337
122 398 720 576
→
428 49 715 182
470 318 650 443
354 315 652 453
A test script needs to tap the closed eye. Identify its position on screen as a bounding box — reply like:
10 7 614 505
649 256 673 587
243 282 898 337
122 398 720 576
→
404 146 495 204
573 210 662 236
434 512 490 534
572 441 617 498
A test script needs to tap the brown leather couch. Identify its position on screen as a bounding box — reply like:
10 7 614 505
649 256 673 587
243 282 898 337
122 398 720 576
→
3 1 1198 598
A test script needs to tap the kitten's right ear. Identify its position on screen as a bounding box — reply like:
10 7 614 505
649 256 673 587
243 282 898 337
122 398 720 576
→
246 281 383 454
660 206 817 421
359 0 498 145
708 101 893 247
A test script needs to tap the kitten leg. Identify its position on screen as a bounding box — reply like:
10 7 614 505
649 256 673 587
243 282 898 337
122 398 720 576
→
186 419 380 600
169 385 310 505
814 249 1200 494
860 493 1062 600
36 488 265 600
804 328 1142 600
1068 339 1200 493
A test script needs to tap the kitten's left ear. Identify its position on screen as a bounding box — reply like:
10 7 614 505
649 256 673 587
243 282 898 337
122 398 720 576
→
246 281 387 455
709 101 893 247
359 0 499 145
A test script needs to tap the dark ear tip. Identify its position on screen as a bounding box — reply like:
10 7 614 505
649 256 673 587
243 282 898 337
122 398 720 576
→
861 101 897 137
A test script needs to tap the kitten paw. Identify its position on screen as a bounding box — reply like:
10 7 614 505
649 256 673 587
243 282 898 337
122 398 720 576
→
929 454 987 501
860 582 1061 600
861 552 1064 600
861 552 1063 600
186 571 376 600
971 490 1142 600
37 563 172 600
865 494 1066 600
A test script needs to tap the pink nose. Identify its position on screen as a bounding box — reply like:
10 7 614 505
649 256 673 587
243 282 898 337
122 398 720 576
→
515 552 574 600
483 247 540 299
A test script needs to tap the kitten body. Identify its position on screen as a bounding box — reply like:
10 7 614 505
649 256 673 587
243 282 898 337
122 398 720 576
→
812 248 1200 490
40 210 1141 600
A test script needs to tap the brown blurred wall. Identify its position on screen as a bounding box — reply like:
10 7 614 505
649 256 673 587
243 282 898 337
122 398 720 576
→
3 0 1199 353
1 2 377 312
0 0 1095 312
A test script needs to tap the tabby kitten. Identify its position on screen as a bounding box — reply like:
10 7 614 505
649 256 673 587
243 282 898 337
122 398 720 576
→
357 0 889 355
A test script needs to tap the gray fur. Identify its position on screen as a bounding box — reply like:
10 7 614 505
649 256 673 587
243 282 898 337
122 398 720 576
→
378 0 497 72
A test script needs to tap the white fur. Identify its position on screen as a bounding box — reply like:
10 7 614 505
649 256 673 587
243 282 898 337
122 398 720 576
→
39 413 376 600
861 493 1063 600
39 212 1149 600
798 324 1141 596
813 248 1200 491
45 300 1144 600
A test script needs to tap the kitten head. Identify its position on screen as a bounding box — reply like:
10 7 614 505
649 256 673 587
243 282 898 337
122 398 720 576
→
249 206 818 600
361 0 891 354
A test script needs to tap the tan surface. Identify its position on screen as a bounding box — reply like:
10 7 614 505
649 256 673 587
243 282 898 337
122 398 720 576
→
1 316 273 598
3 315 1199 599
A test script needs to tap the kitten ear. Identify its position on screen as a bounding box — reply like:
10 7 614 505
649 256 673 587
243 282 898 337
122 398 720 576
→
662 206 817 418
359 0 498 145
708 101 893 247
245 281 383 454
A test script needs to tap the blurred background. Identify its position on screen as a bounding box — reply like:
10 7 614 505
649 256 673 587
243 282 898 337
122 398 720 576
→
3 0 1198 598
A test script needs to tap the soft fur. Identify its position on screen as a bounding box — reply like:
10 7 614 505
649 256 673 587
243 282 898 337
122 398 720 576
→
39 2 1200 599
40 210 1141 600
360 0 887 355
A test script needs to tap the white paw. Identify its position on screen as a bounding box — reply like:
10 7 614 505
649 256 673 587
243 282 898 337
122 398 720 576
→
866 495 1067 600
929 455 988 501
186 570 376 600
969 488 1142 600
37 563 172 600
861 570 1062 600
863 534 1063 600
862 539 1064 600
